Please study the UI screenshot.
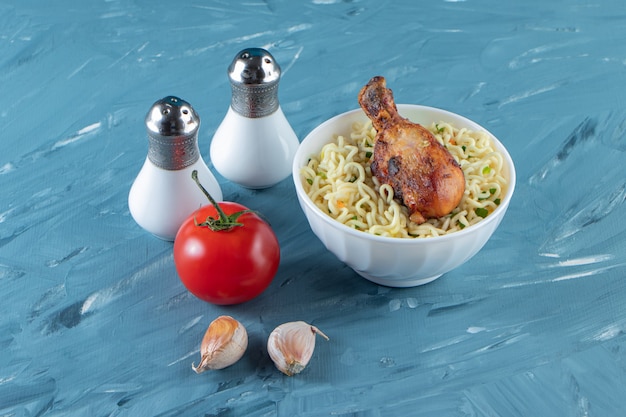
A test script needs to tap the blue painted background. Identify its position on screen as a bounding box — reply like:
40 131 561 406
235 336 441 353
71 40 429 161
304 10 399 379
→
2 0 626 415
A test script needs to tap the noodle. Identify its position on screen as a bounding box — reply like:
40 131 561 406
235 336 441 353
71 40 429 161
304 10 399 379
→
301 120 508 239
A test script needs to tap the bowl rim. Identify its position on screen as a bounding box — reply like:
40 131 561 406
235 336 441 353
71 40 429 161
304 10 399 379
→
292 104 517 245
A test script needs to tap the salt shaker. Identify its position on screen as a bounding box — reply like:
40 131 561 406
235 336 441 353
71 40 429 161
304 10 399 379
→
128 96 223 241
210 48 299 189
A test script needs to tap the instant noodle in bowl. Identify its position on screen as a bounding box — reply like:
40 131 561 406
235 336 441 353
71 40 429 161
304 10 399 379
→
292 104 516 287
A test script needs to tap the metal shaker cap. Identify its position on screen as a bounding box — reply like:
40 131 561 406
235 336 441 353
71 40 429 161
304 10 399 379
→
145 96 201 170
228 48 281 118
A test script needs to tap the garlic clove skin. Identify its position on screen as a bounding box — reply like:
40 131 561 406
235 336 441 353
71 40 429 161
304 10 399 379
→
192 315 248 373
267 321 329 376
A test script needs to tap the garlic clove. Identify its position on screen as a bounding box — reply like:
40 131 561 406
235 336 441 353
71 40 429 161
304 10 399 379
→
192 315 248 373
267 321 329 376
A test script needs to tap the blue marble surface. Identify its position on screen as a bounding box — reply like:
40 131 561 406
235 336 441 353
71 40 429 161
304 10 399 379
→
2 0 626 415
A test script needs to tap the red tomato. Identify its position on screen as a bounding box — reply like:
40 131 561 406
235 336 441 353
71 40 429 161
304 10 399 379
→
173 201 280 305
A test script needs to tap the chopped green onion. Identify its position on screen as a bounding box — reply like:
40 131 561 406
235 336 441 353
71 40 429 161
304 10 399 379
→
462 145 467 152
458 221 466 230
489 188 497 194
495 198 501 205
435 123 445 133
482 166 491 175
475 207 489 218
306 178 313 185
365 151 373 158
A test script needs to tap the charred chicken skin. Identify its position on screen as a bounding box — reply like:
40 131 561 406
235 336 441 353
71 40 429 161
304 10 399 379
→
358 76 465 224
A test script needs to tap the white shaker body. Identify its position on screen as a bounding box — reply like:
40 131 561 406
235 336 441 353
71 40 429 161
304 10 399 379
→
210 106 298 189
129 158 222 241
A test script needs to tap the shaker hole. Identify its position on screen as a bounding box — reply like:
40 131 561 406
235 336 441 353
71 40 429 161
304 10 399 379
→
162 108 170 115
264 58 271 64
242 52 249 59
182 109 189 115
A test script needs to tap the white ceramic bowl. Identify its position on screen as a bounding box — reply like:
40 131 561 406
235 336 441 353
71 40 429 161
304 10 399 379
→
292 104 516 287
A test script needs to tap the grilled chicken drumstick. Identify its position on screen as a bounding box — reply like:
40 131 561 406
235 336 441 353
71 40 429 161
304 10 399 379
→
358 76 465 224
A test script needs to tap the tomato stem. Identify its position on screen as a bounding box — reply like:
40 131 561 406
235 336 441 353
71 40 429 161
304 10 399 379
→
191 170 250 232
